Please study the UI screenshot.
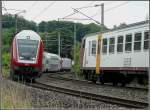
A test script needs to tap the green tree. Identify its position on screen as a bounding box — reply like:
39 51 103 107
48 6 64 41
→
72 42 81 77
2 14 37 32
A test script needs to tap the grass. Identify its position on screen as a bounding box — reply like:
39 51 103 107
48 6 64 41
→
0 79 65 109
2 68 9 78
1 52 32 109
1 81 32 109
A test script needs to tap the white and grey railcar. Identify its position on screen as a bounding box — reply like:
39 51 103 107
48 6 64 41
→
61 58 72 71
42 52 61 72
80 20 149 86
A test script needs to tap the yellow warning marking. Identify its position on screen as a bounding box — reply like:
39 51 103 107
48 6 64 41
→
96 34 102 74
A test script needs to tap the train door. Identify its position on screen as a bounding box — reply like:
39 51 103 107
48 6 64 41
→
96 34 102 74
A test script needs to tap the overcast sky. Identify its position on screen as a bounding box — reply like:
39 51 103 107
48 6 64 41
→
2 1 149 28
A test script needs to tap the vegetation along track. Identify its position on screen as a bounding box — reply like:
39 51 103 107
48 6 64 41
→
46 72 148 92
27 81 148 109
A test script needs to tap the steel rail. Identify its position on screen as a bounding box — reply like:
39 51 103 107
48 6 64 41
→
27 81 148 109
45 72 148 91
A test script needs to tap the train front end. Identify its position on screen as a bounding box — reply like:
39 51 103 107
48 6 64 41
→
10 30 44 80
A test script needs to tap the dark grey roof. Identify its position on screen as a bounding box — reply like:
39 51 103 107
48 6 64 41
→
84 20 149 38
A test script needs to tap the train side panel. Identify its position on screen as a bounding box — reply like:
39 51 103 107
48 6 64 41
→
81 21 149 85
42 52 61 72
61 58 72 71
83 22 149 71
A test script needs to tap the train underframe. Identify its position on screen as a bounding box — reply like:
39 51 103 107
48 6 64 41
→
81 69 148 86
10 66 42 81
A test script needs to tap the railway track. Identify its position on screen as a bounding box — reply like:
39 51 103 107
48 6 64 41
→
27 81 148 109
46 72 148 92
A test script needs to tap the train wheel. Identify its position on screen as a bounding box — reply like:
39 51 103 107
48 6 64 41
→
121 82 126 87
99 74 104 85
83 70 88 80
31 78 35 83
85 74 88 80
101 82 104 85
91 79 96 84
100 79 105 85
26 78 35 83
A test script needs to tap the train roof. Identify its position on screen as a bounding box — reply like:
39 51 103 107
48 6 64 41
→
15 30 41 40
83 20 149 39
62 58 71 60
44 52 60 58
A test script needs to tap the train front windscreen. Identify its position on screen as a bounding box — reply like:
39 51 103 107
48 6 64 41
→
17 39 39 61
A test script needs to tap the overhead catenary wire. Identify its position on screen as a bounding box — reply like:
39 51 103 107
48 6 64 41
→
76 5 96 10
71 7 100 24
2 1 9 14
2 8 25 12
61 1 130 22
62 12 79 19
85 2 129 20
60 3 99 22
61 17 91 21
104 1 129 13
61 1 97 19
26 1 38 13
2 7 8 14
23 1 38 18
88 1 129 20
32 1 56 20
76 1 113 10
61 12 98 21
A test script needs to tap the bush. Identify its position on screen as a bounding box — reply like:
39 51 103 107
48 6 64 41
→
2 52 10 77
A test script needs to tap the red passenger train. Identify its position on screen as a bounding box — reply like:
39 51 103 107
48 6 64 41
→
10 30 44 80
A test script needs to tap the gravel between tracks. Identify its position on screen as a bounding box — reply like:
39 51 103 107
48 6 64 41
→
1 78 139 109
37 73 148 104
57 72 148 89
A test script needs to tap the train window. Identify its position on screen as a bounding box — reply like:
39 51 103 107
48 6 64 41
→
109 38 115 53
91 40 96 55
125 34 132 51
134 33 142 50
144 31 149 50
17 39 39 61
88 41 91 55
102 39 107 53
117 36 123 52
